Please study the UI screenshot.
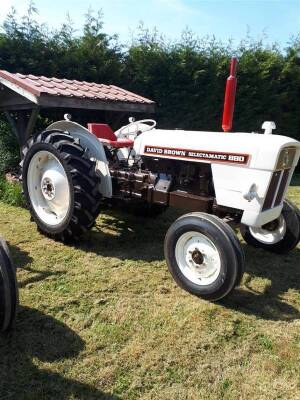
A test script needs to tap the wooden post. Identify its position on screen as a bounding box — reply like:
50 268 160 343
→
4 107 40 148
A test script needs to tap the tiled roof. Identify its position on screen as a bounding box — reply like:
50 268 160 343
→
0 70 154 105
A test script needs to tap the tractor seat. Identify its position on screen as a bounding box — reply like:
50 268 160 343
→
87 123 134 148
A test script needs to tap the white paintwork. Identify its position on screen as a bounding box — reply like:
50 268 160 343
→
175 231 221 285
134 128 300 227
262 121 276 135
44 119 300 229
27 150 70 226
242 183 257 201
115 120 156 161
134 129 300 170
46 121 112 198
117 119 156 139
249 215 286 244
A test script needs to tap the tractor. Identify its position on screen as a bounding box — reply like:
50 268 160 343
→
19 59 300 301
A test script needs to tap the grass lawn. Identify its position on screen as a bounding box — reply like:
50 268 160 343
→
0 184 300 400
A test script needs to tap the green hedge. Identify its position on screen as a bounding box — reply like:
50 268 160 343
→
0 120 19 175
0 6 299 175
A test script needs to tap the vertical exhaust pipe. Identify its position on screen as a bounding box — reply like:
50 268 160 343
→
222 57 238 132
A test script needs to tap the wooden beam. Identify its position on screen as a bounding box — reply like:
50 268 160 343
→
0 85 35 110
25 107 40 139
0 104 37 111
0 77 38 104
4 111 25 156
4 108 40 148
4 111 19 140
16 111 26 146
38 95 155 113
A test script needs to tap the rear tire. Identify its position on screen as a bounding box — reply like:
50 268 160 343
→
21 130 102 242
0 238 18 332
240 200 300 254
164 212 244 301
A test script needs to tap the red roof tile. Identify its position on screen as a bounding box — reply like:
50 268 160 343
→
0 70 155 105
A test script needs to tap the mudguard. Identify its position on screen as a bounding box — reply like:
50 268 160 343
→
46 121 112 198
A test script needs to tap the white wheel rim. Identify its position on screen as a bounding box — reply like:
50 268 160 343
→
27 150 71 226
175 231 221 286
249 215 286 245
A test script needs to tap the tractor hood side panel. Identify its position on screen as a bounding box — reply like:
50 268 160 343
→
135 129 300 227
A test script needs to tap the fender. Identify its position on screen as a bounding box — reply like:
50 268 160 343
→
46 121 112 198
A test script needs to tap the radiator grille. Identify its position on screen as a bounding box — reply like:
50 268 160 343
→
262 171 282 211
274 169 290 207
262 169 291 211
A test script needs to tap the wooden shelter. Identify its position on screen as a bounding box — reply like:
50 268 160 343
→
0 70 155 145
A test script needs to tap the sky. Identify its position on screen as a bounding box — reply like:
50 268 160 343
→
0 0 299 47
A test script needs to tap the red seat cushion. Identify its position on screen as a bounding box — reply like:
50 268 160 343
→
88 123 134 148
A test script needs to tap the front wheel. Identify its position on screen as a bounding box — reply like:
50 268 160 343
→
164 213 245 301
240 200 300 254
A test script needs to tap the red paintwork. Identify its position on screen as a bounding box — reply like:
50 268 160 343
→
88 123 116 140
222 58 238 132
88 123 134 148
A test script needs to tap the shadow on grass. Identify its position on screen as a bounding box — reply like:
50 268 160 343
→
0 306 119 400
290 174 300 186
77 207 300 322
8 244 64 289
12 204 300 323
77 207 179 263
222 245 300 321
7 243 33 270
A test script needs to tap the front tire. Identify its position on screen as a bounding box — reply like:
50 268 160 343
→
164 213 245 301
0 238 18 332
240 200 300 254
21 130 102 242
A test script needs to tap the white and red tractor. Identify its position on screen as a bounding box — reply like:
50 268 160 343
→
20 59 300 301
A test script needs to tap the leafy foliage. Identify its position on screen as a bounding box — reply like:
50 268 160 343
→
0 2 299 174
0 178 24 206
0 120 19 175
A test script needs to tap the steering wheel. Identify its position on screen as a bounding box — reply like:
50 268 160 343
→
117 119 156 139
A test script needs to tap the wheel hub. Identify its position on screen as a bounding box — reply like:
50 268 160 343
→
27 150 71 226
41 177 55 200
249 215 286 245
262 219 280 231
175 232 221 286
190 248 204 265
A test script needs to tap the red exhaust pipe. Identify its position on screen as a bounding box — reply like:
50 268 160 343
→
222 57 238 132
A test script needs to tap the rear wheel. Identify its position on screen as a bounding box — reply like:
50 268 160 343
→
164 212 244 301
21 130 102 242
240 200 300 254
0 238 18 332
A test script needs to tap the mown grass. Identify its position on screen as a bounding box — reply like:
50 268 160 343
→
0 184 299 399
